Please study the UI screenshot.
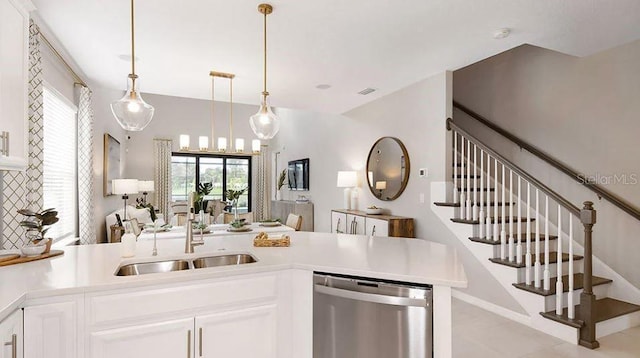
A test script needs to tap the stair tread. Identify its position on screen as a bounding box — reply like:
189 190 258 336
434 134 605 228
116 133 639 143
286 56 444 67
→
457 187 496 191
540 297 640 328
451 216 535 225
489 252 583 268
513 274 612 296
469 234 558 245
434 201 513 207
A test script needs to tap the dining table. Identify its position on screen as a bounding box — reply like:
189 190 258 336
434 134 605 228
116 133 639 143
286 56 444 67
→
136 222 295 241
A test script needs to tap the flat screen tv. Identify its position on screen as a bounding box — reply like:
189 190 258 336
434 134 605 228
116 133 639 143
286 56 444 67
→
288 158 309 191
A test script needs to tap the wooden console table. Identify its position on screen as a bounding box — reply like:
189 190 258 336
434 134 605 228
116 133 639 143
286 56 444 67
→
331 210 415 238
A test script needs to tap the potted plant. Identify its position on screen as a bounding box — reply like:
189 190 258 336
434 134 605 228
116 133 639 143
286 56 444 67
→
194 182 213 213
225 187 248 223
276 169 286 200
17 208 59 254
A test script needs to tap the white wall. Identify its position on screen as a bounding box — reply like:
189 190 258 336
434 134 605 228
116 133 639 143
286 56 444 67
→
454 42 640 288
271 71 527 314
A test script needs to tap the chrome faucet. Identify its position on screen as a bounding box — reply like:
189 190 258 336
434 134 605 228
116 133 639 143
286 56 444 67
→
185 192 204 254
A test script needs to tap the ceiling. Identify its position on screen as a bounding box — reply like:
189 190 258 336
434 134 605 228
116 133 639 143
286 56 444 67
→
32 0 640 114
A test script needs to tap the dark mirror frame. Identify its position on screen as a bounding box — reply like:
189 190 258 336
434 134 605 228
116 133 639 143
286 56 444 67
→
365 137 410 201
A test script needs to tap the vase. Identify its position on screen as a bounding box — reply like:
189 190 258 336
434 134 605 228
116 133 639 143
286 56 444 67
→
233 200 239 222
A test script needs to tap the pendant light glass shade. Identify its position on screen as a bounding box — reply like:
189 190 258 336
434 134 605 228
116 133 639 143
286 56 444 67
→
111 75 155 131
250 95 280 140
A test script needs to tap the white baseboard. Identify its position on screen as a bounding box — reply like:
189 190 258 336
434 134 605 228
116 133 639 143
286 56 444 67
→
452 289 531 326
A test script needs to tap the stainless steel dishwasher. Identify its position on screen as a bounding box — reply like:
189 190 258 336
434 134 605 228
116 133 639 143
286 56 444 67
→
313 272 433 358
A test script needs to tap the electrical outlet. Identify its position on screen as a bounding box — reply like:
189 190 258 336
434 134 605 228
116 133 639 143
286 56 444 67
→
419 193 425 204
419 168 428 177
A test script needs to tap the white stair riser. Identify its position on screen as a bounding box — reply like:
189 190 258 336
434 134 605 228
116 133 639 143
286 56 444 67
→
596 310 640 339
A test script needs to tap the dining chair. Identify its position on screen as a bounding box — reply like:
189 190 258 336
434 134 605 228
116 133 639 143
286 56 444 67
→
285 214 303 231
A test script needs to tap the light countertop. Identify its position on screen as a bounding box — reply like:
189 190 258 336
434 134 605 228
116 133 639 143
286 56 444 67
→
0 232 467 321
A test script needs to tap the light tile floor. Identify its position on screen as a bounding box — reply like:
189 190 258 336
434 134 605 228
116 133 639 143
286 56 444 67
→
452 298 640 358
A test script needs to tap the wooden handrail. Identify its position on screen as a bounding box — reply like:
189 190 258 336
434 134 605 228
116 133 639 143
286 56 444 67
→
448 119 580 216
453 101 640 221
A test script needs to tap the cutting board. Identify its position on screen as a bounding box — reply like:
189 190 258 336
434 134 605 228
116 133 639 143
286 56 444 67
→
0 250 64 267
0 253 20 263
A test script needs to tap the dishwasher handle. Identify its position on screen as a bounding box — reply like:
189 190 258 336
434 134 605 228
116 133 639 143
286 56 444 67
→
314 283 428 307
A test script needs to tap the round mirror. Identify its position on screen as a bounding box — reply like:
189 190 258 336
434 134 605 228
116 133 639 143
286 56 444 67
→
366 137 410 201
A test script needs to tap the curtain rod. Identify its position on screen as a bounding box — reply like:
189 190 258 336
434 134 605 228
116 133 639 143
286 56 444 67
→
39 31 89 88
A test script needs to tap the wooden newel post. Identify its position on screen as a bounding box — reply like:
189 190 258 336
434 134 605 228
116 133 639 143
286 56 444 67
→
579 201 599 349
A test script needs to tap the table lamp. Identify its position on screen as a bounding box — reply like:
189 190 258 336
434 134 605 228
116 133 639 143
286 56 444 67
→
375 181 387 199
337 171 357 210
112 179 139 221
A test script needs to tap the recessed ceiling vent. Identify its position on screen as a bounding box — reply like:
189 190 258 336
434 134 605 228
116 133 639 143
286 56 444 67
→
357 88 376 95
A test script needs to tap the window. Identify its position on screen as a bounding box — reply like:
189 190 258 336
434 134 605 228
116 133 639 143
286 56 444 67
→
171 153 252 212
42 86 78 240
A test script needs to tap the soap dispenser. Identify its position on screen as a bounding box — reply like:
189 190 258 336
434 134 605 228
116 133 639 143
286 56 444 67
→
121 221 137 258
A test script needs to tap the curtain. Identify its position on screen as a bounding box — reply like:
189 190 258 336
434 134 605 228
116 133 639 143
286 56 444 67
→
77 87 95 244
1 20 43 249
254 145 270 221
154 139 172 223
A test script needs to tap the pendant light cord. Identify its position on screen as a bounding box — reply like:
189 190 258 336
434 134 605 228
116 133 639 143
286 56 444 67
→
230 77 234 142
263 10 267 97
130 0 136 77
211 76 215 142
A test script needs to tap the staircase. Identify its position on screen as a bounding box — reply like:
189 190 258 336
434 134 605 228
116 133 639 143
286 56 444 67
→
432 118 640 348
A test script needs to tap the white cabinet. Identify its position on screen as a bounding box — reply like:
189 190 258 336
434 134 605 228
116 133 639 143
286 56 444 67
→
196 305 277 358
0 310 23 358
346 214 365 235
331 211 346 233
24 301 79 358
365 217 389 237
0 0 30 171
90 318 193 358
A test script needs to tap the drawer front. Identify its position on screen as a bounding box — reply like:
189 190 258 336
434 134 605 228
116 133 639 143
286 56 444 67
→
88 274 278 328
365 218 389 237
331 212 347 234
346 215 365 235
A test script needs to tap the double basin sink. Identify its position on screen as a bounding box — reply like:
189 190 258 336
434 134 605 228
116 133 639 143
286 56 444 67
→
115 253 257 276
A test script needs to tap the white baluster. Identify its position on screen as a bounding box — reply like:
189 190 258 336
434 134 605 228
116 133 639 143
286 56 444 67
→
568 215 575 319
466 138 472 221
494 159 499 242
525 182 532 285
534 189 541 288
544 196 550 291
453 131 458 204
473 145 478 221
556 205 564 315
459 137 466 220
508 171 514 262
485 155 492 239
500 164 506 260
479 150 485 239
516 176 523 264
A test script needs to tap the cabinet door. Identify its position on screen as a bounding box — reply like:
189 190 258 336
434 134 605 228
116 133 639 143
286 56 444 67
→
0 310 23 358
24 302 77 358
346 214 365 235
0 0 29 170
196 305 277 358
331 211 347 234
365 218 389 237
90 318 193 358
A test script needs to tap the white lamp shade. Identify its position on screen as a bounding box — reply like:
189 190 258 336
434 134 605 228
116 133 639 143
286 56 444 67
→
179 135 190 150
235 138 244 152
375 181 387 190
217 137 227 151
337 171 357 188
110 76 154 131
252 139 261 152
112 179 139 195
138 180 154 192
199 136 209 151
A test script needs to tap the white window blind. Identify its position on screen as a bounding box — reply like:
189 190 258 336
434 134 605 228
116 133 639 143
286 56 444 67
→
43 86 78 240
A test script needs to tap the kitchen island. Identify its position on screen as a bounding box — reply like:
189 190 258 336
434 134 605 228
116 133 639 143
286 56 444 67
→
0 232 467 358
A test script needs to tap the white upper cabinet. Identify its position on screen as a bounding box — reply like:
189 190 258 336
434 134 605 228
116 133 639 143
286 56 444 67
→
0 0 31 171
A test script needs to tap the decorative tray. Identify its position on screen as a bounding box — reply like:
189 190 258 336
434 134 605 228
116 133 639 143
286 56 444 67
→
253 232 290 247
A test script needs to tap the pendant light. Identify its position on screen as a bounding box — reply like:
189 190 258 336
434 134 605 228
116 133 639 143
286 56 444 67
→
111 0 155 131
249 3 280 140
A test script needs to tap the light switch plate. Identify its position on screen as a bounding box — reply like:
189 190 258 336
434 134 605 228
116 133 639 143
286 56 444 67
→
419 193 425 204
